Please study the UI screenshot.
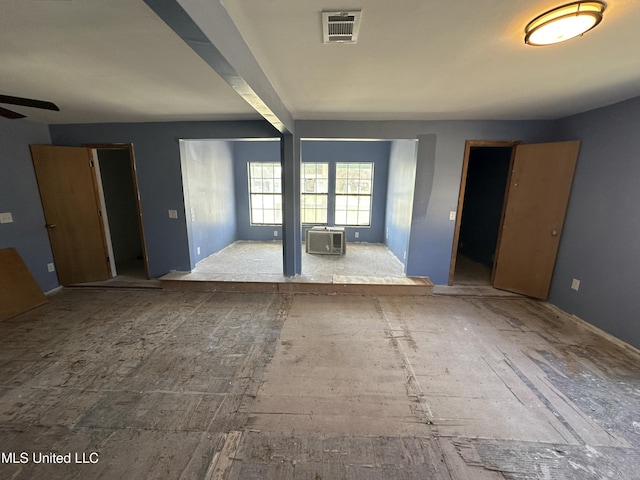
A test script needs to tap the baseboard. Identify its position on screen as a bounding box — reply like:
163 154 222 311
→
543 302 640 359
45 286 63 296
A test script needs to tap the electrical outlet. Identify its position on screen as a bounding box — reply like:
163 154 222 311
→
196 247 200 255
47 263 55 272
449 211 456 221
355 231 359 239
274 230 278 237
571 278 580 291
0 212 14 224
168 209 178 219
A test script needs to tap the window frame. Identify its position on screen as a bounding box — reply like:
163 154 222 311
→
334 162 374 227
248 161 283 226
301 162 330 225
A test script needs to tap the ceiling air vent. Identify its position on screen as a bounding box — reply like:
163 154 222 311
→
322 11 362 44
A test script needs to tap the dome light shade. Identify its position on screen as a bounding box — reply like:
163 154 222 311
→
525 1 607 46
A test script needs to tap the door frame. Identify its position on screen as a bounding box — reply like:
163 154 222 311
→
84 143 150 279
448 139 520 285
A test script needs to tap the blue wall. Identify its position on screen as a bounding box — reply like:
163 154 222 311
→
385 140 418 268
7 108 640 349
0 118 58 292
297 120 556 283
181 140 237 268
300 140 390 243
49 120 278 277
549 96 640 349
47 119 559 284
233 140 282 241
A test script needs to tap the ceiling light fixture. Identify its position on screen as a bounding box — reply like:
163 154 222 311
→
525 1 607 46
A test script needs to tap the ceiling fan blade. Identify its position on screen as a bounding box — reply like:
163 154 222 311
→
0 106 26 119
0 94 60 111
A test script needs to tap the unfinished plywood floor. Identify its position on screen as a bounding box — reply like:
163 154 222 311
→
1 290 639 479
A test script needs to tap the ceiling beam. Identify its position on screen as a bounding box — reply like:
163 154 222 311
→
143 0 294 134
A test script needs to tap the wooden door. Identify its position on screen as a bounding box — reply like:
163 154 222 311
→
31 145 112 285
492 141 580 299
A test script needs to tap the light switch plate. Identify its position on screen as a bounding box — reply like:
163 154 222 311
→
449 211 456 221
0 212 14 224
571 278 580 291
168 209 178 219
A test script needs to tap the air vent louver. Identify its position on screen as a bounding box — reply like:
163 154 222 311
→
322 11 361 44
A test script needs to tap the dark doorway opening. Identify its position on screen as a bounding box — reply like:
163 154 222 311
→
450 142 516 286
93 145 149 280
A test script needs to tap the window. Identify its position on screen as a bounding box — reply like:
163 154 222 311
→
248 162 282 225
301 163 329 224
335 163 373 226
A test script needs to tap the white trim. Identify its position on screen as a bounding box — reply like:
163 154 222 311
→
542 302 640 359
45 286 64 296
91 150 117 277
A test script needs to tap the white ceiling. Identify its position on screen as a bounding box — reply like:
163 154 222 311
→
2 0 640 124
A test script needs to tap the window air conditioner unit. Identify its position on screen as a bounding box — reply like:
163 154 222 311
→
306 227 346 255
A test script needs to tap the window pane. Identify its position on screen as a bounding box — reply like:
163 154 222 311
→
304 164 316 177
304 179 315 193
250 179 261 193
335 211 346 225
264 180 274 193
252 209 263 224
317 179 328 193
251 194 262 208
263 210 275 224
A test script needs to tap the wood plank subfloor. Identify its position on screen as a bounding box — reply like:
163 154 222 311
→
0 289 289 480
1 289 639 479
